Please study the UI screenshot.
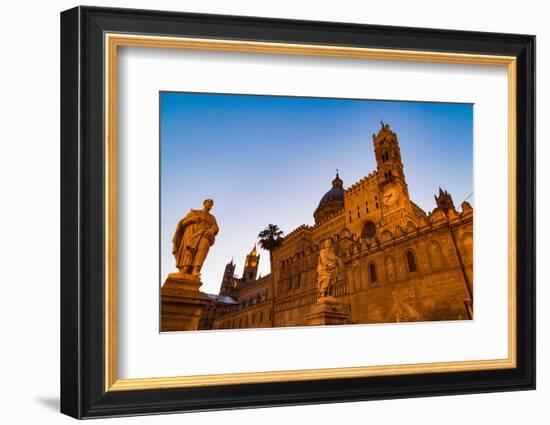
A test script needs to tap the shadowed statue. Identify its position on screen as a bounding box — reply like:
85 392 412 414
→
172 198 219 277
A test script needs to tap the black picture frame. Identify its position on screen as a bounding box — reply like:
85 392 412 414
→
61 5 535 419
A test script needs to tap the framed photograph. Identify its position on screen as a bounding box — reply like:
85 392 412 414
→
60 6 535 419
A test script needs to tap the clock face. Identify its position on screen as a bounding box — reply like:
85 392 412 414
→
382 186 399 206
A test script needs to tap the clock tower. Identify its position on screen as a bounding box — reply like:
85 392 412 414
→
373 121 407 188
373 121 410 210
344 122 426 239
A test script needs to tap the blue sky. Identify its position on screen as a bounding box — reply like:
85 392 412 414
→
160 92 473 294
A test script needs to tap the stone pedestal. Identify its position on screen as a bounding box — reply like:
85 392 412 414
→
305 296 351 326
161 273 212 332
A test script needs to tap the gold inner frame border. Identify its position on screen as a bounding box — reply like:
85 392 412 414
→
104 33 517 392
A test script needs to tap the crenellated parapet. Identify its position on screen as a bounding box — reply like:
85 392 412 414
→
427 201 474 225
282 224 312 242
344 171 379 198
411 201 428 218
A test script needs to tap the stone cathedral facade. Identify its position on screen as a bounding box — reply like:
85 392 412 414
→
199 122 474 330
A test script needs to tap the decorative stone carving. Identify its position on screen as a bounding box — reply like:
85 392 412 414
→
447 207 459 220
461 201 473 214
305 239 351 326
380 230 393 242
161 199 218 332
434 187 455 213
429 208 447 223
316 239 342 299
172 198 219 278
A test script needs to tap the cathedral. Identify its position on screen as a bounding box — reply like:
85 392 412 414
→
198 122 474 330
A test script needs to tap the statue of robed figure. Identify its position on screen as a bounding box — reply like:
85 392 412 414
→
172 198 219 277
316 238 342 299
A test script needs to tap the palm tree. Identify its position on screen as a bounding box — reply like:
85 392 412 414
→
258 224 284 327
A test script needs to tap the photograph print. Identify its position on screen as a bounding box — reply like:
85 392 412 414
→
159 92 474 332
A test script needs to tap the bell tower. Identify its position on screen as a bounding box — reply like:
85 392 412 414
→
242 245 260 283
373 121 407 188
219 259 237 296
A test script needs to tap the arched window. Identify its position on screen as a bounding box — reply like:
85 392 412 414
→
406 250 417 272
369 263 377 284
428 240 444 269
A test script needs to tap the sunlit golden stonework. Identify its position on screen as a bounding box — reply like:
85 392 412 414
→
197 122 473 330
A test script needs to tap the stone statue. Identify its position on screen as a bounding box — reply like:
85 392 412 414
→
172 199 219 277
316 239 342 299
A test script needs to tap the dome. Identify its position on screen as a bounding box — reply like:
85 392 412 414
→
313 173 345 224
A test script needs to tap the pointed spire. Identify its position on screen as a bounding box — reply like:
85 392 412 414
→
250 244 258 257
435 187 455 213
